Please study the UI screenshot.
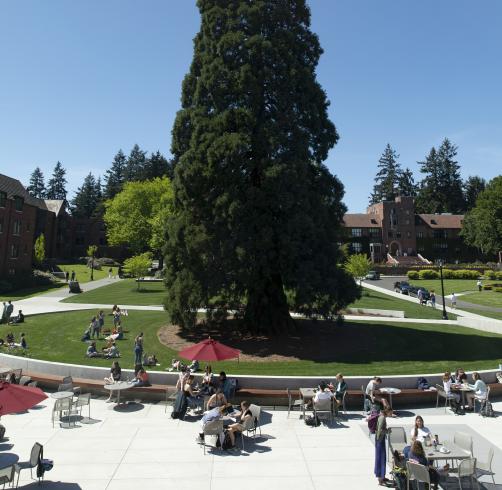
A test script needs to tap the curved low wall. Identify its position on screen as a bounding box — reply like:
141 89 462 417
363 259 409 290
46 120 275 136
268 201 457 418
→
1 352 500 390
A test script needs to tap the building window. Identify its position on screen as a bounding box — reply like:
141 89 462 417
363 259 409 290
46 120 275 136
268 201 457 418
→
14 196 23 211
407 231 411 238
23 244 28 254
0 218 3 233
369 228 380 237
390 208 398 227
26 222 31 232
10 244 19 258
8 268 15 276
387 231 393 238
351 228 362 237
0 192 6 207
351 242 363 253
405 219 410 225
396 231 401 238
433 230 448 239
417 231 424 239
13 220 21 235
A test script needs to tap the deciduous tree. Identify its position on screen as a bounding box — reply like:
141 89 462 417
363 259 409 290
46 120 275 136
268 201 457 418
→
123 252 152 290
345 253 371 285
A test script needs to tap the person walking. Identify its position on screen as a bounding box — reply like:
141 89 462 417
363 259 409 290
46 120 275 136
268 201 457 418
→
430 291 436 309
451 293 457 309
108 267 113 279
65 271 69 282
477 280 482 292
374 407 392 486
417 288 423 305
71 270 76 281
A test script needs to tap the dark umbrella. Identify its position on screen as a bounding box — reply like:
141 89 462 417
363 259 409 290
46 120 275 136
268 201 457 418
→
0 381 47 416
178 337 240 362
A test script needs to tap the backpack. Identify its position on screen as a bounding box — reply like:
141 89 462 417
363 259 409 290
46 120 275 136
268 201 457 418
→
171 391 188 419
216 430 233 450
305 415 320 427
480 400 495 418
417 377 430 390
367 411 379 434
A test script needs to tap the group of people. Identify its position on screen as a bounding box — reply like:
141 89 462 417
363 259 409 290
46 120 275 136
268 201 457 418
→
0 332 27 349
307 374 348 412
102 360 151 402
1 301 24 325
442 368 487 412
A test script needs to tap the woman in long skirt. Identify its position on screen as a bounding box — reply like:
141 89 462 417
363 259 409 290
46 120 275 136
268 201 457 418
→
375 408 392 486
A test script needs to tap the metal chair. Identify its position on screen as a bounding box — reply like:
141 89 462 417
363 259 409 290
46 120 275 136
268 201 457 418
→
388 426 407 459
60 376 81 396
236 413 257 451
52 397 73 427
74 392 91 419
0 465 15 489
313 397 333 425
451 458 480 490
454 431 473 456
474 386 490 413
406 461 430 490
476 447 495 485
14 442 43 487
286 388 303 418
201 419 224 455
435 383 458 413
12 369 22 383
247 404 262 437
164 388 177 413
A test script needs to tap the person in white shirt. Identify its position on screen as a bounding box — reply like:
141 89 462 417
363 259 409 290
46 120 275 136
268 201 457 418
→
313 382 333 403
410 415 431 443
451 293 457 309
466 372 487 410
365 377 390 411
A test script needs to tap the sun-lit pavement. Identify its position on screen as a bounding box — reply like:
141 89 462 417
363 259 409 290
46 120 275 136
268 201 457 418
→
3 394 502 489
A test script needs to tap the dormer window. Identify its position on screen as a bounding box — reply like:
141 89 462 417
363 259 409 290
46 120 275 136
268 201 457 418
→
0 192 6 208
14 196 23 211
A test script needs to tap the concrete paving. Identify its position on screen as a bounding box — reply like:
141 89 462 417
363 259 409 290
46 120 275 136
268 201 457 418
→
3 393 501 489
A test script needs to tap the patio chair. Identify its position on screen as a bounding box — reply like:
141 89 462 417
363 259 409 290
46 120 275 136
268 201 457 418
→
361 385 369 413
236 414 257 451
474 386 490 413
286 388 303 418
52 397 73 427
435 383 458 413
313 397 333 425
201 419 224 455
61 376 81 396
388 426 407 459
14 442 43 487
450 458 480 490
0 465 15 489
406 461 430 490
74 392 91 419
339 390 348 415
247 404 262 437
12 369 22 383
164 388 177 413
476 447 495 485
454 431 473 456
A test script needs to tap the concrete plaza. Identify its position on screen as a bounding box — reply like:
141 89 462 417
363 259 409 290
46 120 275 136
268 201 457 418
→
3 394 501 489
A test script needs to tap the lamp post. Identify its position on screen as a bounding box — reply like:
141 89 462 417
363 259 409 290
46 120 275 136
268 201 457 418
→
439 259 448 320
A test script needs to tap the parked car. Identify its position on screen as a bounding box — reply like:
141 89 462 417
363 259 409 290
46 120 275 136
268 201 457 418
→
365 270 380 280
394 281 411 294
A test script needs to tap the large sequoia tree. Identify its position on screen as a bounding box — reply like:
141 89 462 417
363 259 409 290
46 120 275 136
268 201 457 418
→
164 0 358 334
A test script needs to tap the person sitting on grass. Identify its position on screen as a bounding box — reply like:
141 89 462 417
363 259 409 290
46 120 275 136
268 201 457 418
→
143 354 158 366
81 326 91 342
5 333 14 346
104 342 120 359
188 359 200 372
86 341 100 358
8 310 24 324
131 366 150 387
227 401 254 448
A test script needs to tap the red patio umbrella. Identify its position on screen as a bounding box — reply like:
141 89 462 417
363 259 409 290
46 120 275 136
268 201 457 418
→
178 338 240 362
0 381 47 416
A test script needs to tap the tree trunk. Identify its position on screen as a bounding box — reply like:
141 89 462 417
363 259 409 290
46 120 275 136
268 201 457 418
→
244 272 295 335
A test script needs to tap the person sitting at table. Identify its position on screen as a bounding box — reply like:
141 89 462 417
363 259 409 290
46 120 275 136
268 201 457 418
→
408 440 440 489
202 365 213 387
442 371 461 412
104 342 120 359
184 375 202 412
454 368 467 384
410 415 432 443
131 366 150 387
196 404 229 443
365 377 390 412
227 401 254 448
175 365 190 391
188 359 200 372
217 371 232 400
86 341 100 358
466 372 487 410
207 388 227 410
333 373 347 409
104 360 122 385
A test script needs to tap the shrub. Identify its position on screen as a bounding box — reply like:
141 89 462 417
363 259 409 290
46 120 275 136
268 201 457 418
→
483 285 493 290
496 271 502 280
419 269 439 280
484 270 496 280
442 269 455 279
495 288 502 293
407 270 419 280
453 269 480 279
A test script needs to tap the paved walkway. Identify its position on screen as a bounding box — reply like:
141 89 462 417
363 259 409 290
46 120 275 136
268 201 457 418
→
4 393 502 489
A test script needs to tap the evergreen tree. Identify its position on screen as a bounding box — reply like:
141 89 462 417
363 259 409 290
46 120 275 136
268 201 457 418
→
369 144 402 204
124 144 147 182
397 167 417 197
71 172 101 218
143 151 171 180
104 150 127 199
463 175 486 211
46 161 68 200
164 0 358 334
27 167 46 198
415 147 440 213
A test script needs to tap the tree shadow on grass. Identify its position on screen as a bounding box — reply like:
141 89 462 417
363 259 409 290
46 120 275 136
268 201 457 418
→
173 319 502 364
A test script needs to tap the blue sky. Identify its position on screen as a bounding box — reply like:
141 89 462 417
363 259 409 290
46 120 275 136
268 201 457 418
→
0 0 501 212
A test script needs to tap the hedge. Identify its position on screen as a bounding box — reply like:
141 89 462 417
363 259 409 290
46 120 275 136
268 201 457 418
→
495 288 502 293
407 271 419 280
419 269 439 279
452 269 480 279
410 269 481 280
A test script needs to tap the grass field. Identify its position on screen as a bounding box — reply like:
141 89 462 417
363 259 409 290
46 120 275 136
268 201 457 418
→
6 309 502 376
57 264 119 284
350 289 456 320
409 279 478 296
461 308 502 321
62 279 165 305
0 282 66 302
458 290 502 308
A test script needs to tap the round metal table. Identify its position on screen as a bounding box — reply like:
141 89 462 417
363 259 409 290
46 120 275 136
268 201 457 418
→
379 387 401 409
104 381 133 406
0 367 12 377
0 453 19 470
51 391 74 400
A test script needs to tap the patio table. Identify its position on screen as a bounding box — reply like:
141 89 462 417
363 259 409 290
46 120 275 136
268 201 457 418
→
299 387 316 418
379 387 401 409
424 441 471 463
0 367 12 376
51 391 74 400
451 384 474 409
104 381 134 406
0 452 18 470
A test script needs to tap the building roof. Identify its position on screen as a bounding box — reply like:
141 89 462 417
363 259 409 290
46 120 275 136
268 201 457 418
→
342 213 381 227
417 214 464 229
44 199 66 216
0 173 47 210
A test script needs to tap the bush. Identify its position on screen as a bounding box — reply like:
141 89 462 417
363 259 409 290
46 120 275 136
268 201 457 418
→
484 270 496 280
495 288 502 293
442 269 456 279
453 269 480 279
407 271 419 280
497 271 502 280
484 285 493 290
32 269 59 286
419 269 439 280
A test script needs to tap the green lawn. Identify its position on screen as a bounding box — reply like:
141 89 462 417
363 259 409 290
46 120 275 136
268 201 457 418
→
458 290 502 308
62 279 165 305
461 308 502 321
6 309 502 376
1 282 66 302
349 289 457 320
57 263 119 284
409 279 478 296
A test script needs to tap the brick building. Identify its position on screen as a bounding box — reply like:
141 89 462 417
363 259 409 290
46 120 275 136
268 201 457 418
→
0 174 121 278
343 196 478 264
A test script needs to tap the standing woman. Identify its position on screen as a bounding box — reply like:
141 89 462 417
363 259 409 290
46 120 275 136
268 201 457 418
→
134 333 144 365
375 407 392 486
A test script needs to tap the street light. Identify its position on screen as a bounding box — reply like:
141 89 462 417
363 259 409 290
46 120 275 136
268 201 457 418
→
438 259 448 320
